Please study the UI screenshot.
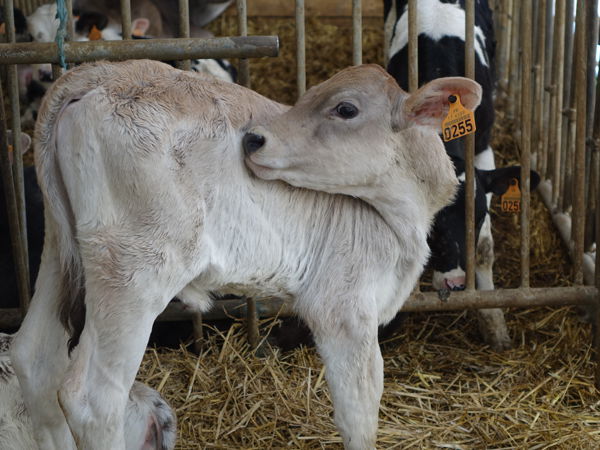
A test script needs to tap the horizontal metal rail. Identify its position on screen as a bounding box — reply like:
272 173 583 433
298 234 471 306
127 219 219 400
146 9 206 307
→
0 36 279 65
1 286 596 329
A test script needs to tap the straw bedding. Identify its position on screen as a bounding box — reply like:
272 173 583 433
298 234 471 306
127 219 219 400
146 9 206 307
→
5 14 598 449
135 17 600 449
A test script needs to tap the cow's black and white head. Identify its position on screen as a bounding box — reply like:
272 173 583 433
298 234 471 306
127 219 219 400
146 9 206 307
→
428 156 540 290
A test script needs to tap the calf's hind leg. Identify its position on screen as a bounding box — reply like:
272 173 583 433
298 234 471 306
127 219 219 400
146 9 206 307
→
57 241 192 450
10 232 76 450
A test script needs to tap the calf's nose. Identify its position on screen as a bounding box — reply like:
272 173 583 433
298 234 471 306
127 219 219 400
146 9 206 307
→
243 132 266 155
445 277 466 291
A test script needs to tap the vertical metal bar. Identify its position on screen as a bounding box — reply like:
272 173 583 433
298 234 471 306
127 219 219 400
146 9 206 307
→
352 0 362 65
408 0 418 92
584 0 599 250
571 0 587 285
551 0 566 207
498 0 513 92
65 0 74 41
247 297 259 349
192 311 203 352
0 82 29 316
558 0 576 212
121 0 132 40
3 0 30 312
520 0 533 288
295 0 306 96
236 0 250 87
507 0 520 119
533 0 547 174
540 0 554 179
178 0 191 71
465 0 476 291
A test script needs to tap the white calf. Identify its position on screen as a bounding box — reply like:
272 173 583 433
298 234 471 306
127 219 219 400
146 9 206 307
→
11 60 472 449
0 333 176 450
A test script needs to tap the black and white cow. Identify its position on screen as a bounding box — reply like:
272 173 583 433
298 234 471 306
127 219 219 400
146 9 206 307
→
385 0 539 350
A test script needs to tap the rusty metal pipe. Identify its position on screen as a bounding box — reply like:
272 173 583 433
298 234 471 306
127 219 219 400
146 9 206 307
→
520 0 532 288
465 0 476 290
295 0 306 96
352 0 362 65
551 0 566 207
178 0 191 71
0 36 279 64
236 0 250 87
120 0 132 40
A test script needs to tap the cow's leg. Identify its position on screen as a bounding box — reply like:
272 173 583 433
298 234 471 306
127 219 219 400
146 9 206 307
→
56 276 174 450
475 212 511 350
301 299 382 450
10 233 76 449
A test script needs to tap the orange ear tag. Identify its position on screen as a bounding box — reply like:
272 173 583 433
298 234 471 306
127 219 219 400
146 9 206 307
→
0 23 5 34
7 144 13 165
132 27 145 37
441 94 476 142
88 25 102 41
501 178 521 213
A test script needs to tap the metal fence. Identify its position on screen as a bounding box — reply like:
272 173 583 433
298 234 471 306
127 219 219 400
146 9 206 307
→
1 0 600 383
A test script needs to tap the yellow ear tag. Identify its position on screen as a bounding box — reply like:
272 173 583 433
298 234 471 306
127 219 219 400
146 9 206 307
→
132 26 145 37
88 25 102 41
441 94 476 142
501 178 521 213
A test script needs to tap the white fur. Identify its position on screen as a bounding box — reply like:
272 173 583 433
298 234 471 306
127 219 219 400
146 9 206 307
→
0 333 176 450
388 0 489 67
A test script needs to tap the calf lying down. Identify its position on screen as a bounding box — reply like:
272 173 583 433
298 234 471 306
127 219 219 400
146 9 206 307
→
0 334 176 450
11 60 478 449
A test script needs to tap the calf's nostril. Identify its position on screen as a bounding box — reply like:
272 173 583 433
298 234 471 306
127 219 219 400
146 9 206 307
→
242 132 266 155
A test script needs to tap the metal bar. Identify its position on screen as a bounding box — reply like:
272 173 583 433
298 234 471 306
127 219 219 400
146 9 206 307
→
520 0 532 288
65 0 74 41
540 0 554 179
246 297 259 349
236 0 250 87
584 0 599 250
352 0 362 65
295 0 306 96
498 0 513 92
0 79 29 317
551 0 566 207
507 0 520 119
0 36 280 64
533 0 547 174
571 0 587 285
558 0 576 212
177 0 191 71
465 0 476 290
3 0 30 313
408 0 418 92
121 0 132 40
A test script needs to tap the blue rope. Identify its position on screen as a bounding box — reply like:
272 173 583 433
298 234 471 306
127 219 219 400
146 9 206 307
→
54 0 68 69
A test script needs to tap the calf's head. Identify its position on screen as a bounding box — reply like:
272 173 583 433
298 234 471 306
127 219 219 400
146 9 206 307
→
244 65 481 217
428 157 541 291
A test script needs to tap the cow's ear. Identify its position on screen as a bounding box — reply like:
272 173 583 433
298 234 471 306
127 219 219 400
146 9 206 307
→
6 130 32 154
132 18 150 37
478 166 541 195
400 77 482 130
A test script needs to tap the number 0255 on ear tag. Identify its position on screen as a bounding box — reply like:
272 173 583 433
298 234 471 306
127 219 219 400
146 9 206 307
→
501 178 521 213
441 94 476 142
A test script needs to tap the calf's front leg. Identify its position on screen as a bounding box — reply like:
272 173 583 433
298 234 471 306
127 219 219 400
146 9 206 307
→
303 301 382 450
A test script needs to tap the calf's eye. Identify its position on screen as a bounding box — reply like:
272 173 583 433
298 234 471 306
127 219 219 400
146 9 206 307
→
335 102 359 119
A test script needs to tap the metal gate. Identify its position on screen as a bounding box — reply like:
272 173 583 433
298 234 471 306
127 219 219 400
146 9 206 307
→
1 0 599 383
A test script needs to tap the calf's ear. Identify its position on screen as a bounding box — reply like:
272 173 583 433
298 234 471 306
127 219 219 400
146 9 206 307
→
478 166 541 195
399 77 482 130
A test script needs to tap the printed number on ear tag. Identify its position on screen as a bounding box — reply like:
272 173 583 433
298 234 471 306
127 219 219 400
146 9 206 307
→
501 178 521 213
441 94 476 142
